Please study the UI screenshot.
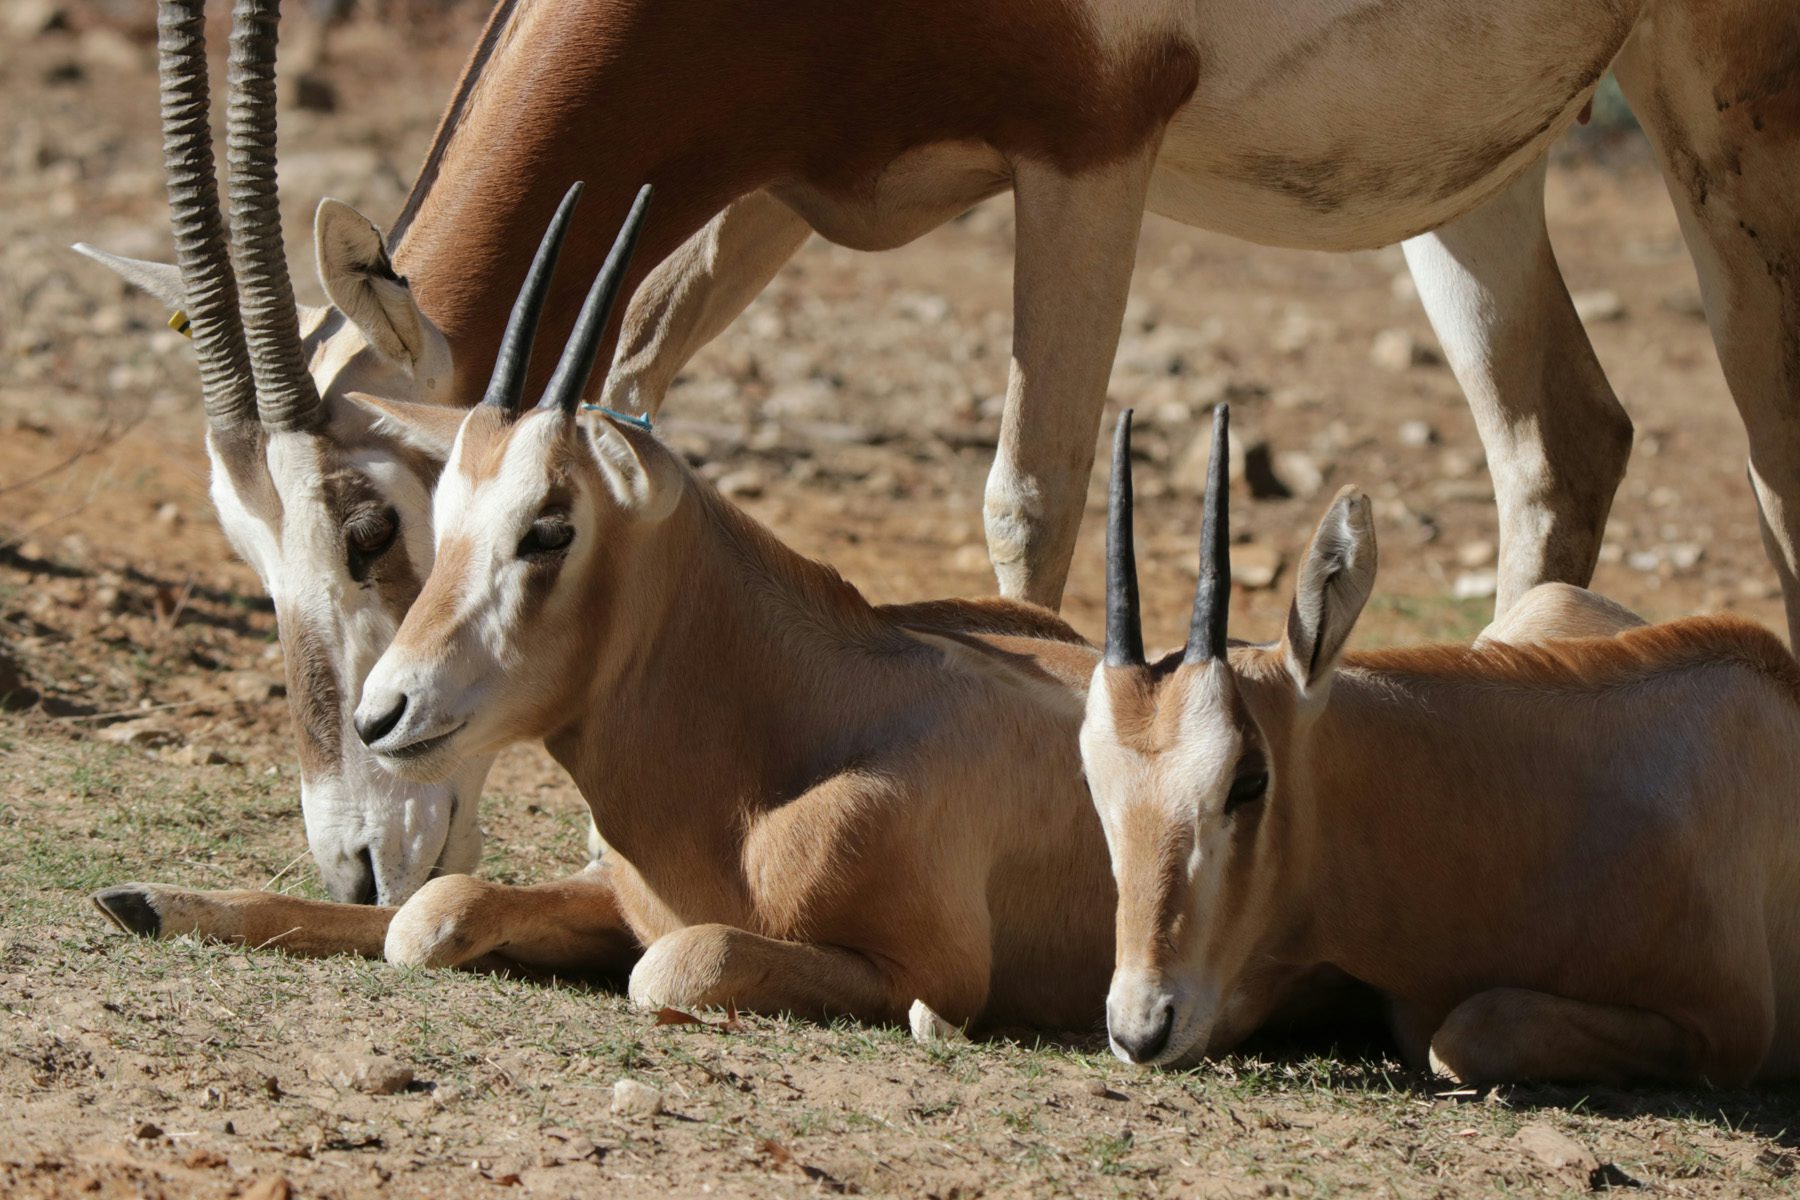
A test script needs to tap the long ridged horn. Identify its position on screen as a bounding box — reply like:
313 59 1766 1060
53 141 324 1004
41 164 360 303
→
1104 409 1145 667
159 0 255 431
539 185 654 415
225 0 321 432
484 182 584 413
1184 403 1231 664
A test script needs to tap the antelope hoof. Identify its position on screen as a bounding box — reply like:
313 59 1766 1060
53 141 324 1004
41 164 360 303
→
384 875 497 969
92 885 163 937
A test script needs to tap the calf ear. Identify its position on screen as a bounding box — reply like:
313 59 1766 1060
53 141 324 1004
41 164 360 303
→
343 393 465 462
1283 487 1377 694
314 198 430 367
71 244 187 311
587 419 682 523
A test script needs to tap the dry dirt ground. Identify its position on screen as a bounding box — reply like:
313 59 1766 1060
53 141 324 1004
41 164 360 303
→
4 8 1800 1198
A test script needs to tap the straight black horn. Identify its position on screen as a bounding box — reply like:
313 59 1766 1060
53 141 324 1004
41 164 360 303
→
1104 409 1145 666
540 184 653 415
1184 404 1231 664
483 182 584 413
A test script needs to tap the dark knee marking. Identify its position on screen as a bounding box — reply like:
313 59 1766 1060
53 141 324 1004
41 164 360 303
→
92 887 161 938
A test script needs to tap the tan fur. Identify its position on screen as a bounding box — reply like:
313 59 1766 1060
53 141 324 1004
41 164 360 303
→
1089 494 1800 1083
115 421 1132 1031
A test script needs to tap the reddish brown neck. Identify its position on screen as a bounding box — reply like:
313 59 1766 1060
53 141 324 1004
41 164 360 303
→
386 0 1198 405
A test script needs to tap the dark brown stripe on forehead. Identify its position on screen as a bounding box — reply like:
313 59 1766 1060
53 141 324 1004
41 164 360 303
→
279 611 343 780
454 405 518 486
1104 664 1254 756
396 535 477 656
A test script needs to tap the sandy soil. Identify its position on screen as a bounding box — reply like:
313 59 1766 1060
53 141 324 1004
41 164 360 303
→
3 7 1799 1198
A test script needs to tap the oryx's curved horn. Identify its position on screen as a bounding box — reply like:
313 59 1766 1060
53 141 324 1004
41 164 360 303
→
1104 409 1145 667
1184 403 1231 664
226 0 321 432
158 0 255 431
540 184 653 415
484 182 584 414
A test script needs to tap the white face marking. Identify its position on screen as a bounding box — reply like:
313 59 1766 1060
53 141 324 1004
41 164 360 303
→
357 410 587 776
1080 660 1256 1064
204 422 483 905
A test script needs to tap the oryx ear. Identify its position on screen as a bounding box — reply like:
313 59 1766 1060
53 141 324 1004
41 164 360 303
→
586 419 681 522
1282 487 1377 694
314 198 430 367
343 392 465 462
71 244 187 311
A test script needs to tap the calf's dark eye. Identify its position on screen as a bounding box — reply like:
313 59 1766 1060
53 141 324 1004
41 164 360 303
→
518 518 574 559
1225 770 1269 814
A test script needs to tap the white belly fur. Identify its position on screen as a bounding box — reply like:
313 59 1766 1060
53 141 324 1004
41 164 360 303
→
786 1 1645 255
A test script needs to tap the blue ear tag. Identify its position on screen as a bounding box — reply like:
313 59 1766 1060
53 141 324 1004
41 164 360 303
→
580 404 654 432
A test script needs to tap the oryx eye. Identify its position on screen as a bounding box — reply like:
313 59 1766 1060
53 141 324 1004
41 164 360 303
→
345 506 399 579
1225 768 1269 814
518 511 574 560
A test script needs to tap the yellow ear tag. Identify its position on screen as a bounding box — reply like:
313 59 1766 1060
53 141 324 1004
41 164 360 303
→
168 310 193 338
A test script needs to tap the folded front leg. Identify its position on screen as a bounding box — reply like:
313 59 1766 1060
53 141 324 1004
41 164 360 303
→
383 863 638 976
1428 987 1735 1086
627 923 989 1026
92 883 394 958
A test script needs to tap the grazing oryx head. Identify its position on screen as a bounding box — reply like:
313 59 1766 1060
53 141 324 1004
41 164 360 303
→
1080 406 1378 1066
351 185 665 780
92 0 484 905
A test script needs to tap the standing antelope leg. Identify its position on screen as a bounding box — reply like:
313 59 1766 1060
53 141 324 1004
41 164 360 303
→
627 924 929 1023
1428 987 1725 1086
91 884 395 958
1615 11 1800 648
1403 158 1633 617
601 191 813 418
986 151 1158 609
383 863 639 975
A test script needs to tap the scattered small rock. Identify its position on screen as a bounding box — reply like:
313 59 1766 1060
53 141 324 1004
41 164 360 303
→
1370 328 1439 372
242 1178 293 1200
1572 289 1626 324
1439 448 1485 479
1452 570 1498 601
1398 420 1438 449
714 468 767 500
611 1078 663 1118
1662 288 1707 320
317 1054 413 1096
6 0 67 38
226 670 286 703
1231 543 1284 591
1514 1122 1596 1171
169 744 233 767
1274 451 1326 499
155 502 182 526
133 1121 164 1141
1455 540 1496 569
99 718 180 749
908 999 964 1045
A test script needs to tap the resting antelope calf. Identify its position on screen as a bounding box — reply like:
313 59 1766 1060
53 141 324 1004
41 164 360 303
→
1086 407 1800 1085
101 190 1126 1027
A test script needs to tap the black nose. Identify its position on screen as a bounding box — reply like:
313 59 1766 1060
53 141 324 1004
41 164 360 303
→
355 695 407 747
1114 1003 1175 1064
